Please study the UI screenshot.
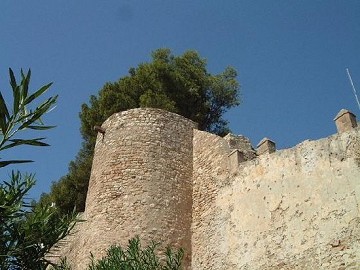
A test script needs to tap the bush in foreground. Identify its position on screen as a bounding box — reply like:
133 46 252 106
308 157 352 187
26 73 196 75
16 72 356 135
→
55 236 184 270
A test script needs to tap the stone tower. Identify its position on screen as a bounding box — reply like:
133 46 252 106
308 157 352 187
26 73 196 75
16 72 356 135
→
77 108 195 269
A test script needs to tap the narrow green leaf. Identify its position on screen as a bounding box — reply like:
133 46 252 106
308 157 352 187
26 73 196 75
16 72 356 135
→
13 85 20 115
24 82 53 105
0 92 10 119
25 69 31 97
11 137 48 143
21 69 25 80
9 68 17 90
13 138 48 146
0 160 33 168
0 92 9 134
0 116 6 135
20 69 31 99
28 125 56 130
0 138 49 150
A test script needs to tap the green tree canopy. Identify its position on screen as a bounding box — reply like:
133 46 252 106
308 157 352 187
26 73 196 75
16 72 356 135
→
81 48 240 140
41 48 241 214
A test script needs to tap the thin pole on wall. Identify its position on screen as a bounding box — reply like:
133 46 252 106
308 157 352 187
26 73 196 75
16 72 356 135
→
346 68 360 112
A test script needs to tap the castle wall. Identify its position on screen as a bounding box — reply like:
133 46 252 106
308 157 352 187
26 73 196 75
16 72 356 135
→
48 108 360 269
69 108 195 269
193 127 360 269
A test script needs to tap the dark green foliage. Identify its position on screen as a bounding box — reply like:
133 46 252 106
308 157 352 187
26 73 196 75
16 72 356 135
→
80 48 240 138
0 69 76 269
49 237 183 270
44 142 94 214
88 236 184 270
0 174 76 269
41 48 241 214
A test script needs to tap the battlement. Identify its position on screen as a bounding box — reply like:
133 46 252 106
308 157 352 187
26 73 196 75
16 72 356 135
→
49 108 360 270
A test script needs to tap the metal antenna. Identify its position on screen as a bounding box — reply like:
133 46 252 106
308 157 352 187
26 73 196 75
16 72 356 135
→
346 68 360 111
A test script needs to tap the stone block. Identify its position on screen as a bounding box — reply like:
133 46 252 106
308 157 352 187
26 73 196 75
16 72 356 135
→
334 109 357 133
228 149 245 173
256 137 276 155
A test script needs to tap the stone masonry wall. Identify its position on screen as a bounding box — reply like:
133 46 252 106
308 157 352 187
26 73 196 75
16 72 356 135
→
192 130 233 269
61 108 196 269
192 127 360 269
48 108 360 269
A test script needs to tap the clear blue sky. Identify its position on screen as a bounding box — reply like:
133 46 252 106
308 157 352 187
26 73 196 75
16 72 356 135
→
1 1 359 200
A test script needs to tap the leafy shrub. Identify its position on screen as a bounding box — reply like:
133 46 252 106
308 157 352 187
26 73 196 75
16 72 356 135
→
88 236 184 270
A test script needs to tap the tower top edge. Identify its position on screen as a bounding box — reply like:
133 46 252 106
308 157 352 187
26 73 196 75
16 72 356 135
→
102 107 198 128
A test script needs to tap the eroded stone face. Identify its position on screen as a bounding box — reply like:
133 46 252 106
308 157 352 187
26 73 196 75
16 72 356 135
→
192 127 360 270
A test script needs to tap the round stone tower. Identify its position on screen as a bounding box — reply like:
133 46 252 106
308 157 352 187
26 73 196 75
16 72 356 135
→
78 108 195 269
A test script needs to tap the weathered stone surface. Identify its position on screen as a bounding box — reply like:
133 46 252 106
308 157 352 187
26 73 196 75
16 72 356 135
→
193 126 360 269
49 108 360 269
